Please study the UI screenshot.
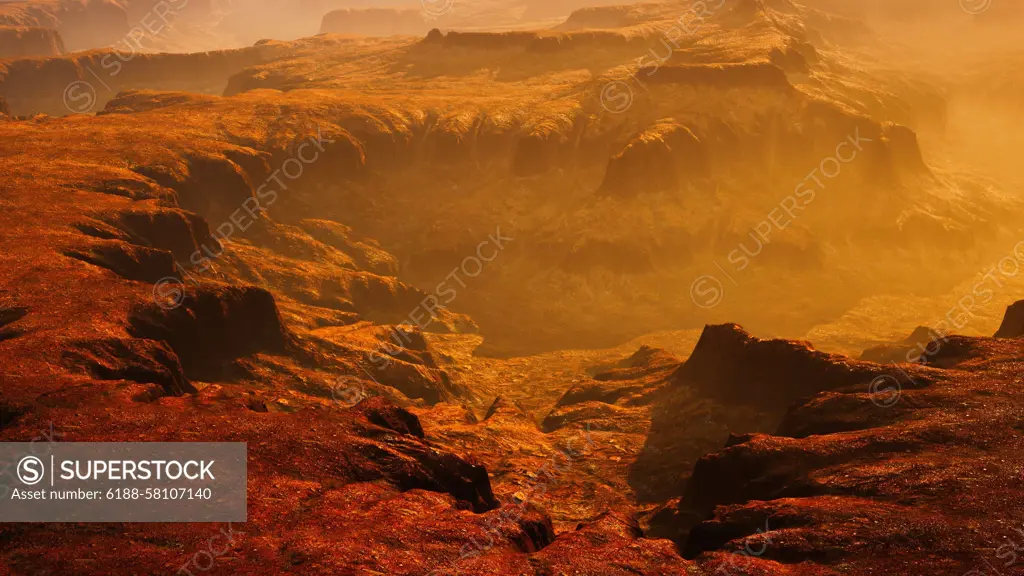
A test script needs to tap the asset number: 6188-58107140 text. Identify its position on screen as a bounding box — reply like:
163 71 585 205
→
106 487 213 500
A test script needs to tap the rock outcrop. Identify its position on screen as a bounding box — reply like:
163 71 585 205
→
860 325 944 364
558 4 662 29
638 62 793 89
61 337 195 396
672 323 920 412
64 240 178 284
994 299 1024 338
0 25 63 58
128 285 295 381
598 120 707 196
0 40 288 116
0 0 129 52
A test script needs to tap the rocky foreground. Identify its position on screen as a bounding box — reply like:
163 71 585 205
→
2 0 1024 574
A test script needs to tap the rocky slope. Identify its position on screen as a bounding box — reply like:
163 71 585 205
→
0 0 129 52
0 24 64 57
1 1 1023 574
0 39 304 116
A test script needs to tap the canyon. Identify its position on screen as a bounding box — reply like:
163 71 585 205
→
1 0 1023 574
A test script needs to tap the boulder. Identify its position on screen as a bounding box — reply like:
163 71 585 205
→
128 285 295 382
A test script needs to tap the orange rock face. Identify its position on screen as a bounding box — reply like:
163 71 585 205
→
0 25 64 57
1 0 1024 574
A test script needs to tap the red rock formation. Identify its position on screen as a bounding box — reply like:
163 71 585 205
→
442 31 541 49
64 238 179 283
525 30 638 53
528 512 691 574
672 323 925 412
860 325 943 364
637 62 794 89
633 328 1024 574
994 298 1024 338
558 4 659 29
0 0 129 51
510 110 582 176
127 285 296 381
598 120 707 196
872 121 931 180
61 336 195 396
0 40 289 116
483 395 532 421
0 25 64 57
298 218 399 276
421 28 639 53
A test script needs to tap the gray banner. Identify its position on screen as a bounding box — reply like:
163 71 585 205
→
0 443 246 522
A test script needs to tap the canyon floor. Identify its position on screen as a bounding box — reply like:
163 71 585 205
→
2 0 1024 574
